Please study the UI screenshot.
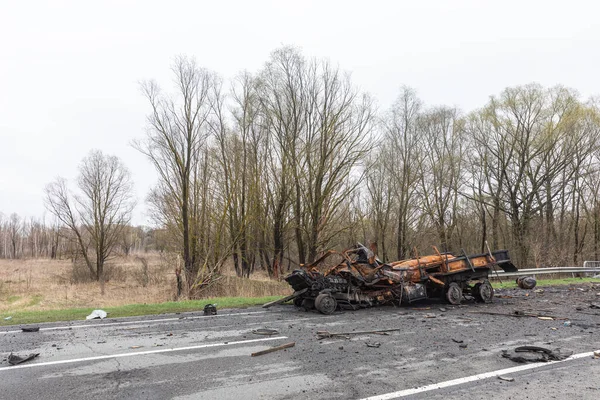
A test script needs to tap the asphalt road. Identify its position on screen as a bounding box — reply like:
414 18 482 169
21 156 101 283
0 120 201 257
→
1 285 600 399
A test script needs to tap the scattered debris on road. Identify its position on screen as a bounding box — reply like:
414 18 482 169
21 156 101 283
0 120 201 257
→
469 310 565 320
203 304 217 315
251 342 295 357
21 327 40 332
279 243 518 314
252 328 279 336
366 342 381 348
501 346 572 363
316 328 401 340
498 376 515 382
8 353 39 366
86 310 107 320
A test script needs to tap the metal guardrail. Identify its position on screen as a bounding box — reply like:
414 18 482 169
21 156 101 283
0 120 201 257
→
583 261 600 269
491 267 600 278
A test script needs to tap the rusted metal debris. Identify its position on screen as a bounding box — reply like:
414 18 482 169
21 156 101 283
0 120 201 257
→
278 243 518 314
316 328 401 340
251 342 295 357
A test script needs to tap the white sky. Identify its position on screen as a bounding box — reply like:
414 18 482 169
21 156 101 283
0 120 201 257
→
1 0 599 226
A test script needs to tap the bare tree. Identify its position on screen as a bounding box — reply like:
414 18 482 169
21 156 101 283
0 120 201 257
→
45 150 135 281
383 87 423 259
134 55 220 294
8 213 21 259
417 107 465 251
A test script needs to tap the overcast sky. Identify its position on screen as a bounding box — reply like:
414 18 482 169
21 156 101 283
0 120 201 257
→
1 0 599 226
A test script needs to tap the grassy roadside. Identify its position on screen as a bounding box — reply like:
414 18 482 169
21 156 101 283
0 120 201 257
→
492 277 599 289
2 278 598 326
0 295 282 326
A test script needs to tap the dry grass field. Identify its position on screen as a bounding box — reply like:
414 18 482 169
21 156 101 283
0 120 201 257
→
0 253 290 314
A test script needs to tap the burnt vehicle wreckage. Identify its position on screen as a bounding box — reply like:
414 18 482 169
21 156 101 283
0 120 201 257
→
265 244 519 314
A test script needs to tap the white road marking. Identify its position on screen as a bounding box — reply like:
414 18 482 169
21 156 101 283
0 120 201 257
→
0 336 288 372
361 349 599 400
0 311 269 335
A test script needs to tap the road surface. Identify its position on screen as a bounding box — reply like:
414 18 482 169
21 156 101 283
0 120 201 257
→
1 285 599 399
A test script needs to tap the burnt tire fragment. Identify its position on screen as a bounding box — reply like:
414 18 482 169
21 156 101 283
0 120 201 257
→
445 282 463 305
315 293 337 314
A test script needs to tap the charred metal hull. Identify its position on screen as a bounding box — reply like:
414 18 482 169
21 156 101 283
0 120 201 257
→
282 245 517 314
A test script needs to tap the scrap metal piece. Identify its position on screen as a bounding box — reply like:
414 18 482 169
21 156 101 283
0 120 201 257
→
8 353 39 365
316 328 401 340
502 346 572 363
498 376 515 382
251 342 295 357
262 289 307 308
252 329 279 336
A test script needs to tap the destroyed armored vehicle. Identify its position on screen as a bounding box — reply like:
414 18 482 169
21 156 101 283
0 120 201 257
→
271 244 518 314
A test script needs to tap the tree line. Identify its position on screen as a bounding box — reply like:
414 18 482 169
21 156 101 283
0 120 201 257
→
133 46 600 295
7 46 600 297
0 211 165 262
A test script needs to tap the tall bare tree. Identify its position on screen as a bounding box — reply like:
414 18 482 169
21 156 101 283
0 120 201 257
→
383 87 423 259
134 55 220 293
